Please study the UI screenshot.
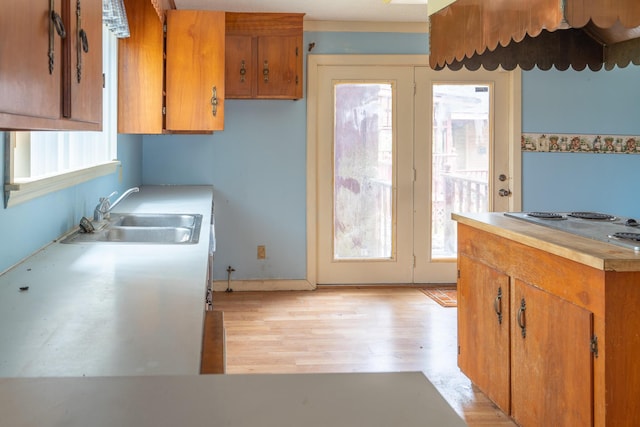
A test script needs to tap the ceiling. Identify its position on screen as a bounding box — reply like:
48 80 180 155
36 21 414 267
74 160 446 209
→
173 0 429 23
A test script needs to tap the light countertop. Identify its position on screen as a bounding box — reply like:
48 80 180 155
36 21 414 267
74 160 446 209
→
0 185 214 377
0 186 467 426
0 372 467 427
453 212 640 271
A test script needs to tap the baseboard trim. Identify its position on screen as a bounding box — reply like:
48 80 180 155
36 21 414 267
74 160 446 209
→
213 279 316 292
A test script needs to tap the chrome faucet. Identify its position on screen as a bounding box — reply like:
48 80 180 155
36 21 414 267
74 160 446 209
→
93 187 140 221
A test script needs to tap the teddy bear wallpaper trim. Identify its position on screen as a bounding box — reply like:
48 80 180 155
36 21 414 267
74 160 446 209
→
522 134 640 154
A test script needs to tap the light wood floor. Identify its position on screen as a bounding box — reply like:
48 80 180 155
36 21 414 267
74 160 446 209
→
213 286 517 427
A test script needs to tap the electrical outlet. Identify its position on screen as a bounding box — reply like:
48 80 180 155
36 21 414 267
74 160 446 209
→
257 245 266 259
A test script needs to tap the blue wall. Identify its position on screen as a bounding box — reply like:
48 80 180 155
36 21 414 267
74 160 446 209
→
142 30 640 282
522 67 640 215
142 31 430 282
0 133 143 273
5 29 640 281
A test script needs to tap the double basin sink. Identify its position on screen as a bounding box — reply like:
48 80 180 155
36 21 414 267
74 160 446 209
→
62 213 203 244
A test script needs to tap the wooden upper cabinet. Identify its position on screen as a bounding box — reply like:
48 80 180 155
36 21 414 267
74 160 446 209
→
165 10 225 132
118 0 164 134
66 0 103 126
225 13 304 100
118 1 225 134
0 0 102 131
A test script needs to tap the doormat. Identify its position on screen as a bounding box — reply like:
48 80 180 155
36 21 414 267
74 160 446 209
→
421 286 457 307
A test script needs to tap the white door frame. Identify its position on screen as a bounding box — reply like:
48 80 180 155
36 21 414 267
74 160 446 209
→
306 55 522 288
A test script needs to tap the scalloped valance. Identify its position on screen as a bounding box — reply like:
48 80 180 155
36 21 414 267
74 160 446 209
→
429 0 640 71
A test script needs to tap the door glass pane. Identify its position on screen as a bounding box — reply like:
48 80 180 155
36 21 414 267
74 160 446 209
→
333 82 394 260
432 84 490 259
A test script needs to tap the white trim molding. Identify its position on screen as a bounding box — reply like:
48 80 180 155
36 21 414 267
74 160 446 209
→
4 161 121 208
213 279 316 292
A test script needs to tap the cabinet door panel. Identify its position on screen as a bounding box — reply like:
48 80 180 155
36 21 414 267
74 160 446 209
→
511 279 593 427
458 255 510 412
165 10 225 132
67 0 102 126
257 35 301 98
225 35 254 98
0 0 62 122
118 0 164 134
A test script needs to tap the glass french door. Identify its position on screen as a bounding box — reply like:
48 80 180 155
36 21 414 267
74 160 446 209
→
317 66 415 284
413 67 512 283
314 62 515 285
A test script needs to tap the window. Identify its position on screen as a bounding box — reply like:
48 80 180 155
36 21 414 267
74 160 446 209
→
4 25 119 208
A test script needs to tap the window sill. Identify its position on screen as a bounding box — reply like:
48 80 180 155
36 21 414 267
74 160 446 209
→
4 161 121 208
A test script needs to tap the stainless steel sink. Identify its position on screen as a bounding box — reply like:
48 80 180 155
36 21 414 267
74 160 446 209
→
111 213 199 228
61 213 203 244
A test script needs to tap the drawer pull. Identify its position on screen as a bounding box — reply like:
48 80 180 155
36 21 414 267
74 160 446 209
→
517 298 526 338
48 0 67 75
210 86 218 117
240 60 246 82
494 287 503 324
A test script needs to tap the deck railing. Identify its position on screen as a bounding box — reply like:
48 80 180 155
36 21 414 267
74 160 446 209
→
433 171 488 257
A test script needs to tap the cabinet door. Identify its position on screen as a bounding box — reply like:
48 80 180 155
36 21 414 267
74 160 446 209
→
66 0 102 127
165 10 225 132
458 255 510 413
118 0 164 134
225 35 255 98
511 279 593 427
257 35 302 99
0 0 62 126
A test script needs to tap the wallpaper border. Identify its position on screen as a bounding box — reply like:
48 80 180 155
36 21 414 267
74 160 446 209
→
522 133 640 154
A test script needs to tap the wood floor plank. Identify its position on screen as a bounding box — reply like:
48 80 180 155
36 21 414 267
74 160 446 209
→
213 286 516 426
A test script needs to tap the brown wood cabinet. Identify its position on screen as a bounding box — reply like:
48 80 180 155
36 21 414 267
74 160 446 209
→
0 0 102 131
118 0 225 133
456 217 640 427
225 13 304 100
458 255 510 413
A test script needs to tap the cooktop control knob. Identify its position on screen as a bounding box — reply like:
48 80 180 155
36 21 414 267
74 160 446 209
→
625 218 638 227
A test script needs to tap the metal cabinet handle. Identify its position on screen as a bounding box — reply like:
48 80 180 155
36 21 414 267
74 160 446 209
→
263 60 269 83
76 0 88 83
48 0 67 74
210 86 218 117
517 298 526 338
240 60 246 82
494 287 503 324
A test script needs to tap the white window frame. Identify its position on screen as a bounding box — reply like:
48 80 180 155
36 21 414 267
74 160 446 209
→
3 25 120 208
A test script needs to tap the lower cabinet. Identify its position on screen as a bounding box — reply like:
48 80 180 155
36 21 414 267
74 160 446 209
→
458 225 599 426
511 279 593 427
458 255 510 412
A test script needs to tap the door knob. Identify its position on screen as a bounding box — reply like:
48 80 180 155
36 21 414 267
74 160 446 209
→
499 188 512 197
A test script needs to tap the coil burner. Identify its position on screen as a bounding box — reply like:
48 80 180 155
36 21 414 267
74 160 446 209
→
568 212 616 220
611 232 640 242
526 212 565 219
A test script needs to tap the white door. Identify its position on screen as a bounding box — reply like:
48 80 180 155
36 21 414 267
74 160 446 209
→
316 65 415 284
413 67 514 282
310 57 519 285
